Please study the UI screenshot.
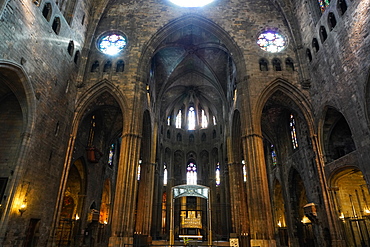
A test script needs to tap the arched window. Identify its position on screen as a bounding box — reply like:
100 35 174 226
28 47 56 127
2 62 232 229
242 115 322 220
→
187 162 197 185
163 164 168 186
116 60 125 72
328 12 337 31
176 110 182 128
312 38 320 53
318 0 330 13
67 40 74 56
201 109 208 128
271 144 277 166
74 50 80 64
137 159 142 181
285 58 295 71
108 144 115 166
167 116 171 126
188 107 196 130
215 163 220 186
91 61 99 72
289 114 299 149
201 133 206 142
337 0 347 16
242 160 247 182
319 26 328 43
213 116 217 126
167 130 171 139
103 61 112 72
259 58 269 71
177 133 182 142
272 58 282 71
52 17 61 35
42 3 52 21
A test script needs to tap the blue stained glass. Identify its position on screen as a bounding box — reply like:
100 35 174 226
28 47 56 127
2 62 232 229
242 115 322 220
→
99 34 126 55
257 31 286 53
108 144 114 166
318 0 330 13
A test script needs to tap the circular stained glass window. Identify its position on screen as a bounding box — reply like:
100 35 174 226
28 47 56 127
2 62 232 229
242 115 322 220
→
169 0 215 7
257 31 286 53
98 33 127 55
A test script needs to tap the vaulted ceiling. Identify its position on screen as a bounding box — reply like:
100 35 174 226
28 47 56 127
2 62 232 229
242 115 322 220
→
151 24 235 119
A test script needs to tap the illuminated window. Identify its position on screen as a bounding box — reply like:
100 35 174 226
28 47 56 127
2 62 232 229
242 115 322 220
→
188 107 196 130
164 164 168 186
176 110 182 128
257 31 286 53
318 0 330 13
201 110 208 128
213 116 217 125
167 116 171 126
271 144 277 166
215 163 220 186
187 163 197 185
242 160 247 182
169 0 215 7
290 114 299 149
137 159 142 181
108 144 115 166
98 33 127 55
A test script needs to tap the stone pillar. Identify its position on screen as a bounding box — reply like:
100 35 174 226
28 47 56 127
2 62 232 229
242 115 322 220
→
135 162 155 242
228 162 249 246
109 132 141 247
243 134 276 247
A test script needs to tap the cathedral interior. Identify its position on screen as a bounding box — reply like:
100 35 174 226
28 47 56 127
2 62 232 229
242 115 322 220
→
0 0 370 246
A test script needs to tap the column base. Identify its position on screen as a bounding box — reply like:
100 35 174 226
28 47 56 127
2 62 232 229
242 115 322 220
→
250 239 276 247
109 236 133 247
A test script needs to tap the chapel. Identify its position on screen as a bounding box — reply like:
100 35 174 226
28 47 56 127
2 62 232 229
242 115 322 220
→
0 0 369 246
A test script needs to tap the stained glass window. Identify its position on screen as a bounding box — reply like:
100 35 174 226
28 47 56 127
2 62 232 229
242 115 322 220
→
164 164 168 186
271 144 277 166
169 0 215 7
167 116 171 126
187 163 197 185
242 160 247 182
201 110 208 128
137 159 142 181
188 107 196 130
257 31 286 53
176 110 182 128
215 163 220 186
290 114 299 149
98 34 127 55
108 144 115 166
318 0 330 13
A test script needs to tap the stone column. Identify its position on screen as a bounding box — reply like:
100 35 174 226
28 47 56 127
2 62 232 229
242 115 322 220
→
227 162 249 246
243 133 276 247
135 162 155 241
109 131 141 247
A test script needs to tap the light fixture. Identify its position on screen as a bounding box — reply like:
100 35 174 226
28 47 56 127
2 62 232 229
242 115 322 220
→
75 214 80 220
19 200 27 216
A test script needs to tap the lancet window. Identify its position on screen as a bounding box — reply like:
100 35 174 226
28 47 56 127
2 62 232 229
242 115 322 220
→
187 162 197 185
290 114 299 149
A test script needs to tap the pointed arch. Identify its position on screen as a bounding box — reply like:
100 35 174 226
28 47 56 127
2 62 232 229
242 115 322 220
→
254 78 314 136
72 79 128 134
0 60 36 227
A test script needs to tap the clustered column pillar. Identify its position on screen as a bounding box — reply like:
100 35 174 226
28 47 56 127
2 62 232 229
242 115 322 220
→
243 134 276 247
109 131 142 247
227 162 249 246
